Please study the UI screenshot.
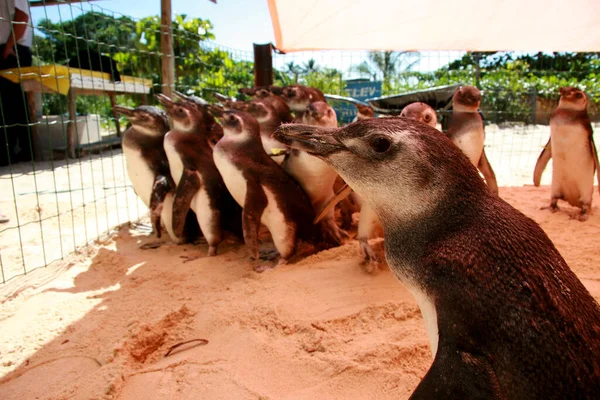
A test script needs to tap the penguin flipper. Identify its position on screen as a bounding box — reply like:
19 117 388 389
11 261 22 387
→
242 182 268 260
172 169 201 238
314 183 353 224
589 135 600 195
410 349 502 400
149 175 172 238
533 138 552 187
477 150 498 195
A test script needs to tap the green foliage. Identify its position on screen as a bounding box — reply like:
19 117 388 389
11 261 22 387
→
35 12 137 62
33 11 254 130
350 51 420 94
274 60 346 95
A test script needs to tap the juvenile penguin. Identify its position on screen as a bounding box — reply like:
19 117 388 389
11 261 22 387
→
239 86 293 124
278 102 346 246
113 105 199 243
352 103 375 122
446 86 498 195
269 84 327 120
156 94 242 256
245 98 293 163
275 118 600 399
211 109 319 267
533 86 600 221
400 102 438 128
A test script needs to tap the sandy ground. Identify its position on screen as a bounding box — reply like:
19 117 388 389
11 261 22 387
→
0 149 146 283
0 123 600 399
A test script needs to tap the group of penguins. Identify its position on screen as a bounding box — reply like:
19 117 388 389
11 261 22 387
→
114 83 599 271
114 83 600 398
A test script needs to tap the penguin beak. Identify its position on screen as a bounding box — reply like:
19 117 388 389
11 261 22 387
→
173 91 192 103
273 124 345 157
155 94 175 109
113 106 134 118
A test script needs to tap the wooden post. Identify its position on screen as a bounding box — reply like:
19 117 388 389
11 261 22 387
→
67 87 77 159
108 93 121 137
253 43 273 87
160 0 174 97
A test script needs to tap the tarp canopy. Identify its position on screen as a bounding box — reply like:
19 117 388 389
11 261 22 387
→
267 0 600 53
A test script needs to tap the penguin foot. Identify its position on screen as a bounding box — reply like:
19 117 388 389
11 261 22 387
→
258 249 280 261
139 241 166 250
576 212 589 222
359 238 380 265
254 257 288 273
207 245 218 256
541 205 559 213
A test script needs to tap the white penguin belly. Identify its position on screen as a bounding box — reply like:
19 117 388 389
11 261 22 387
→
261 185 294 258
213 147 247 207
190 179 219 244
551 124 595 205
285 151 337 210
123 144 154 207
164 136 184 185
452 129 484 167
395 276 438 360
160 193 183 244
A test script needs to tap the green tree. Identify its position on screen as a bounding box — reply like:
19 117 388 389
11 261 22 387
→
350 51 420 93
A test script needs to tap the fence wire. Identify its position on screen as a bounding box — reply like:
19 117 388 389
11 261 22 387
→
0 1 598 283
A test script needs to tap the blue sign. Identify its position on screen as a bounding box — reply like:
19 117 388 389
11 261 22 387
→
332 81 382 124
345 81 382 101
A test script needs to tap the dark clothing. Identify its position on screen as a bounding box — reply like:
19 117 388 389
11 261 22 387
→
0 43 33 166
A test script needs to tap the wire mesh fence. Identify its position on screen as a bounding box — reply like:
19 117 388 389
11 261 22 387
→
0 1 598 283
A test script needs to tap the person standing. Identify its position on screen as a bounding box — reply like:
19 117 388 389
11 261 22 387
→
0 0 33 169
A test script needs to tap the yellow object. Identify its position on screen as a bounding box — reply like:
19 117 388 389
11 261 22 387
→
0 64 152 96
269 148 288 156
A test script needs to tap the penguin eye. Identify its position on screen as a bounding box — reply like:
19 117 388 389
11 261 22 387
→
369 136 391 153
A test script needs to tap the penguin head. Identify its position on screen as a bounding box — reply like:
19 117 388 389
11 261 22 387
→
217 110 260 142
400 102 438 128
558 87 588 111
354 103 375 120
156 93 213 135
302 101 338 128
453 86 481 112
280 85 312 112
254 87 272 99
246 100 271 122
113 105 168 136
274 117 485 223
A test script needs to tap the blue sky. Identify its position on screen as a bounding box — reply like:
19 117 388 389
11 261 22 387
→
30 0 275 52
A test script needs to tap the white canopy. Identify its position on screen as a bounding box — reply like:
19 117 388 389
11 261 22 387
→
266 0 600 53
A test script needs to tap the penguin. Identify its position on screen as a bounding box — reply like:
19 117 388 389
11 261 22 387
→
533 86 600 221
244 97 294 163
278 101 346 246
268 84 327 121
210 108 320 268
113 104 199 243
238 86 293 124
400 102 438 128
352 103 375 122
155 93 242 256
274 117 600 399
446 86 498 195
